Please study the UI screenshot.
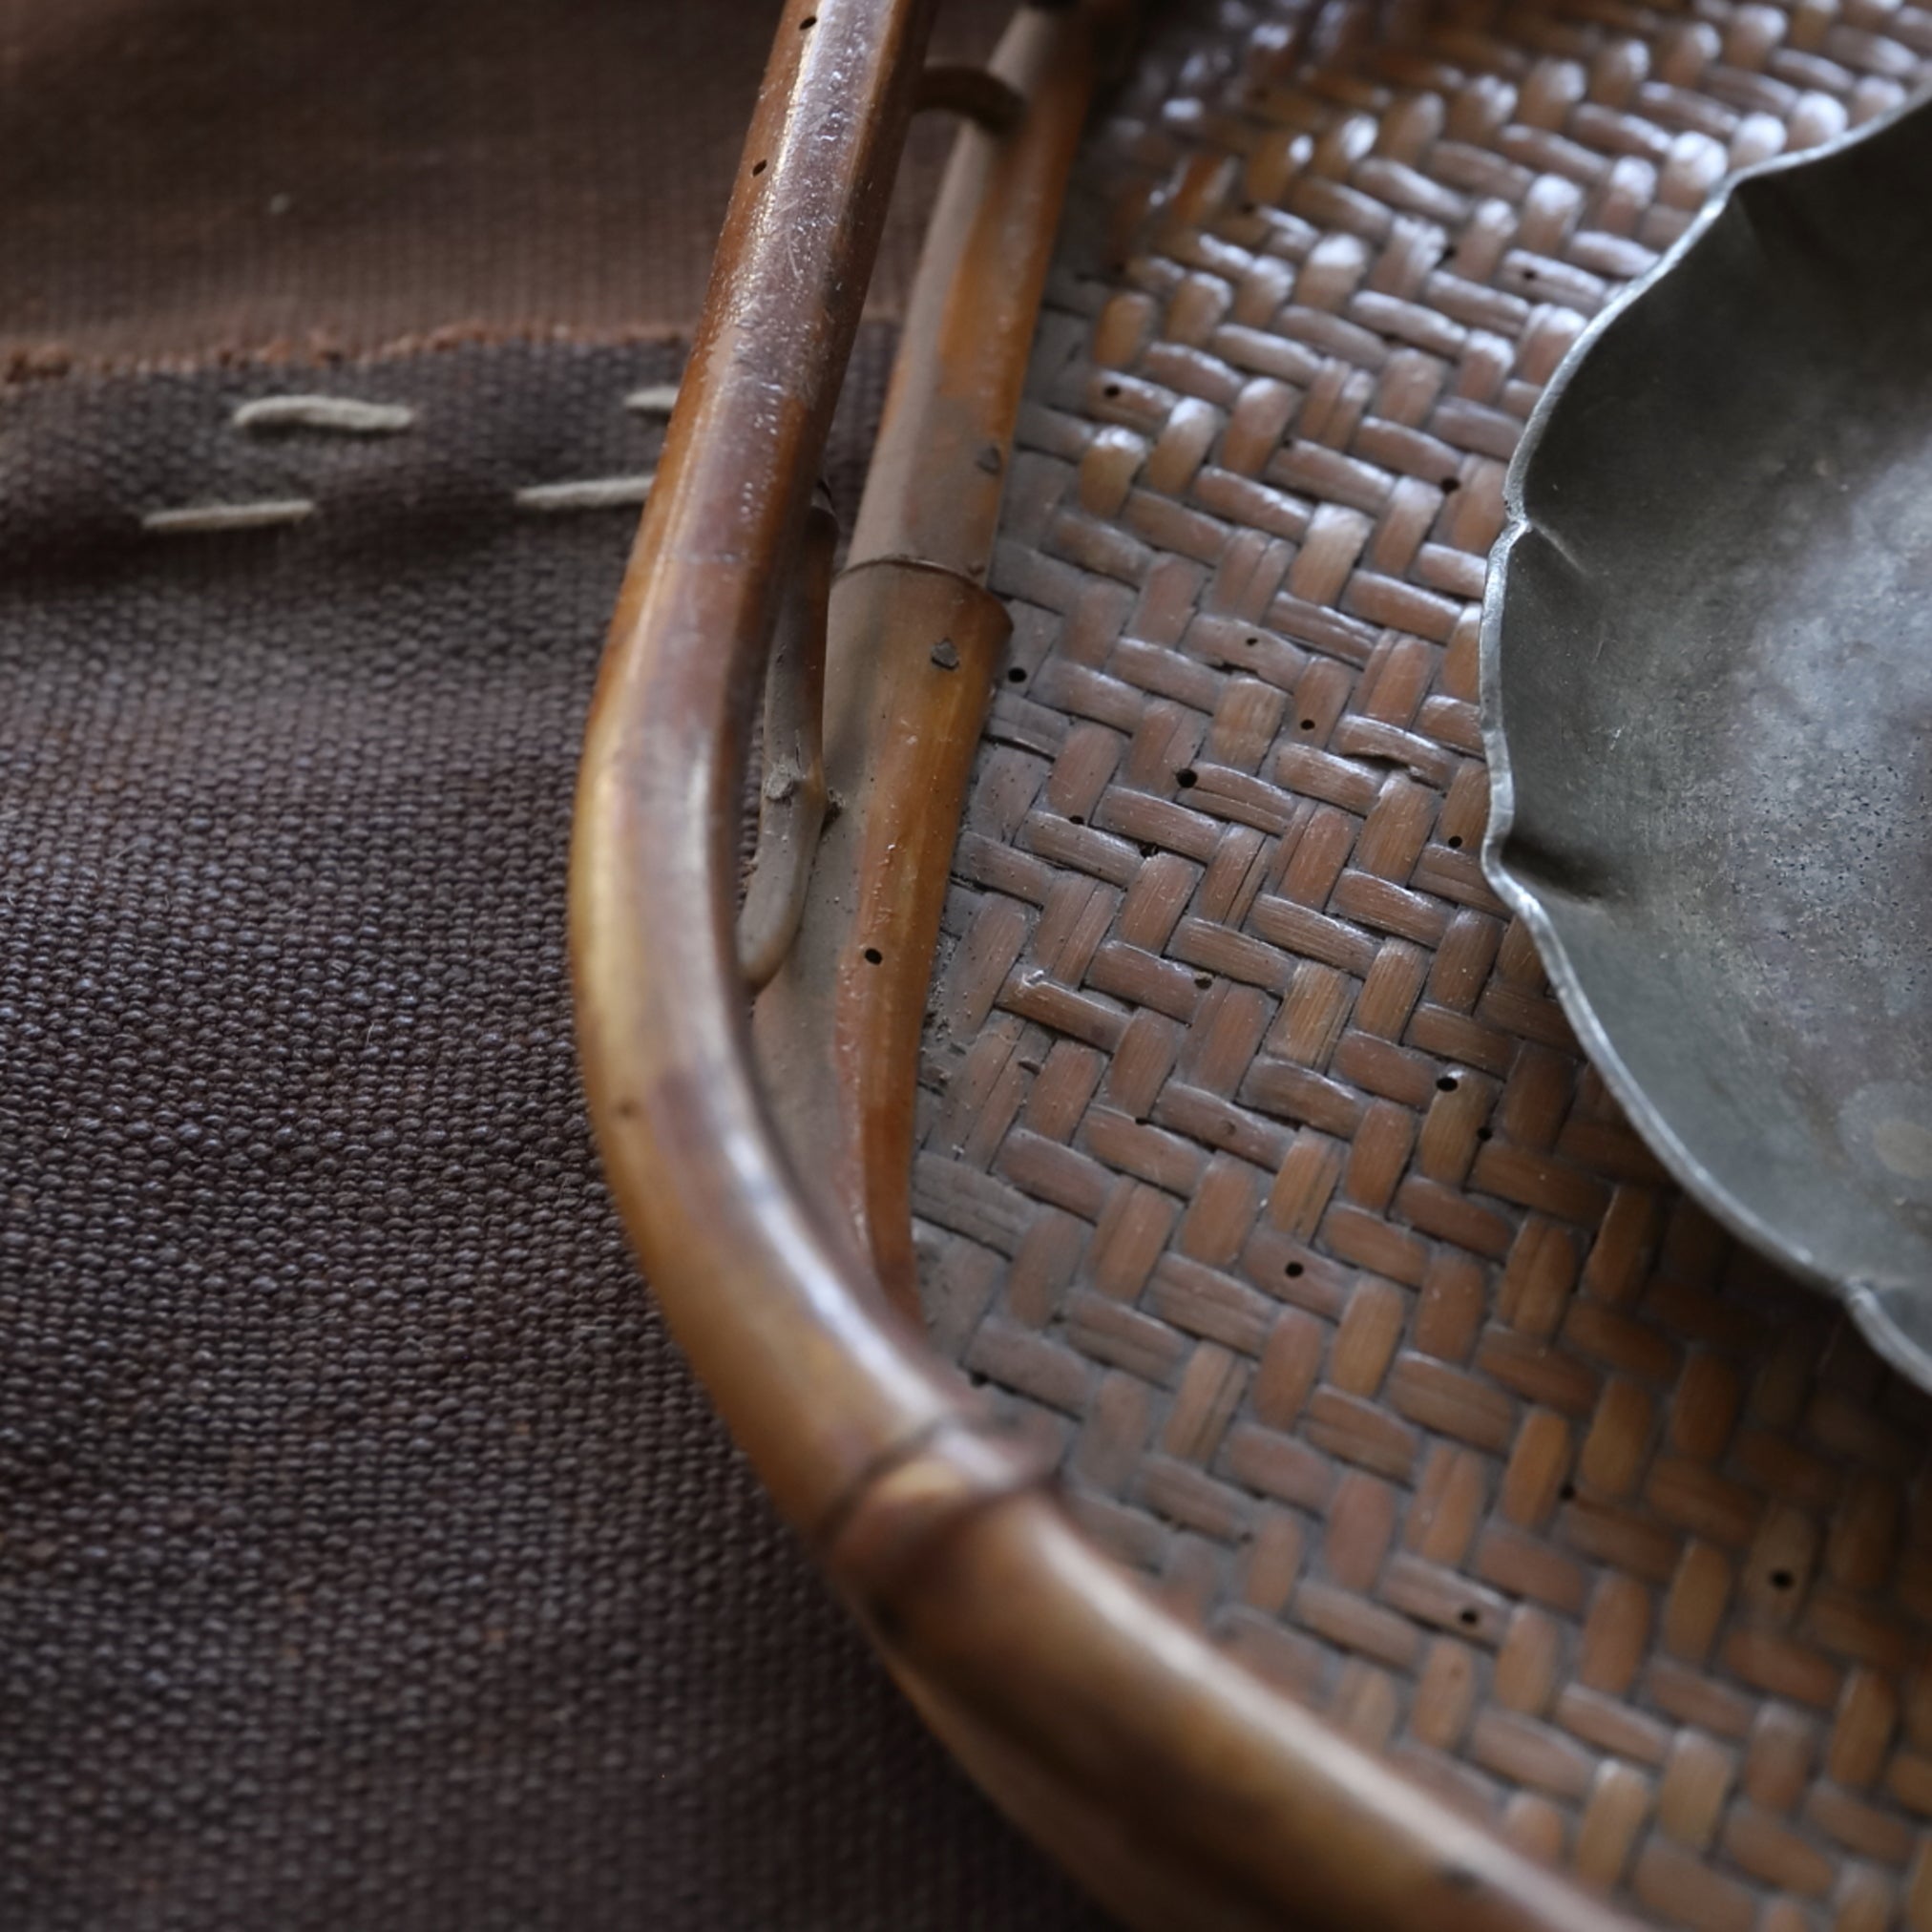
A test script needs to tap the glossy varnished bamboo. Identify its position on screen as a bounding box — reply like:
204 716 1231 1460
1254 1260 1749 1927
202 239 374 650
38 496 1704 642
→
571 2 1634 1926
575 0 960 1508
751 0 1118 1313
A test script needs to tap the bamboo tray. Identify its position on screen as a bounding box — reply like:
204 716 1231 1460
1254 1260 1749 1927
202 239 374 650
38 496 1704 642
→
572 1 1932 1927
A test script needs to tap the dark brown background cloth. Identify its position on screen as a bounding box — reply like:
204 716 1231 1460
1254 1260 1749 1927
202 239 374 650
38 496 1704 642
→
0 0 1114 1924
0 339 1111 1932
0 0 1006 368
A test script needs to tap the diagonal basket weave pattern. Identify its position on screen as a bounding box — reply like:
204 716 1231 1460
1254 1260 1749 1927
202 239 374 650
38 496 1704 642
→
913 1 1932 1925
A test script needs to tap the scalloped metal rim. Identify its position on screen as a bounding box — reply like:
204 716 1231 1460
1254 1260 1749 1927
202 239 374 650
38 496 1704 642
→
1478 87 1932 1389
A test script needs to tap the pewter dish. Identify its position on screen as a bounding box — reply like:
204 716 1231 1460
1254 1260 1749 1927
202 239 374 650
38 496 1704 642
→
1481 95 1932 1385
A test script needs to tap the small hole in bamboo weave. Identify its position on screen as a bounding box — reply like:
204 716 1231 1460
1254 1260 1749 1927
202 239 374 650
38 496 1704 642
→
1559 1482 1576 1501
1007 666 1027 683
1770 1568 1796 1590
1193 974 1212 990
1298 718 1315 731
1239 200 1257 214
862 947 883 965
1284 1261 1304 1278
1458 1607 1480 1628
1176 768 1198 788
1446 834 1462 849
1437 1075 1459 1092
1476 1126 1492 1142
1244 635 1259 647
1102 382 1122 398
1068 814 1085 827
752 158 768 176
1440 476 1460 494
799 12 817 25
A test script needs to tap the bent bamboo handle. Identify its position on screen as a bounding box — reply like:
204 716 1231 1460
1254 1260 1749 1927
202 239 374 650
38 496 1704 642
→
570 5 1635 1928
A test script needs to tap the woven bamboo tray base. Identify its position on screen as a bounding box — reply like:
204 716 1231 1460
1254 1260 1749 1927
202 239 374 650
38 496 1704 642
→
912 2 1932 1925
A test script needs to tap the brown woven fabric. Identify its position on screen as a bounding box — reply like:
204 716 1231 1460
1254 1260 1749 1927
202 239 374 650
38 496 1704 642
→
0 336 1111 1931
916 3 1932 1927
0 0 1006 370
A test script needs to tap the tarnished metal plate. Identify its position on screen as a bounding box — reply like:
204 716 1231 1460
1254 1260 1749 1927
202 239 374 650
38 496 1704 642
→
1482 96 1932 1385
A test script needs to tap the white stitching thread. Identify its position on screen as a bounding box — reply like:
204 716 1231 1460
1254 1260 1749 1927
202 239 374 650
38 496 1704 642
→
232 396 416 434
146 387 667 527
141 500 318 534
513 475 655 512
